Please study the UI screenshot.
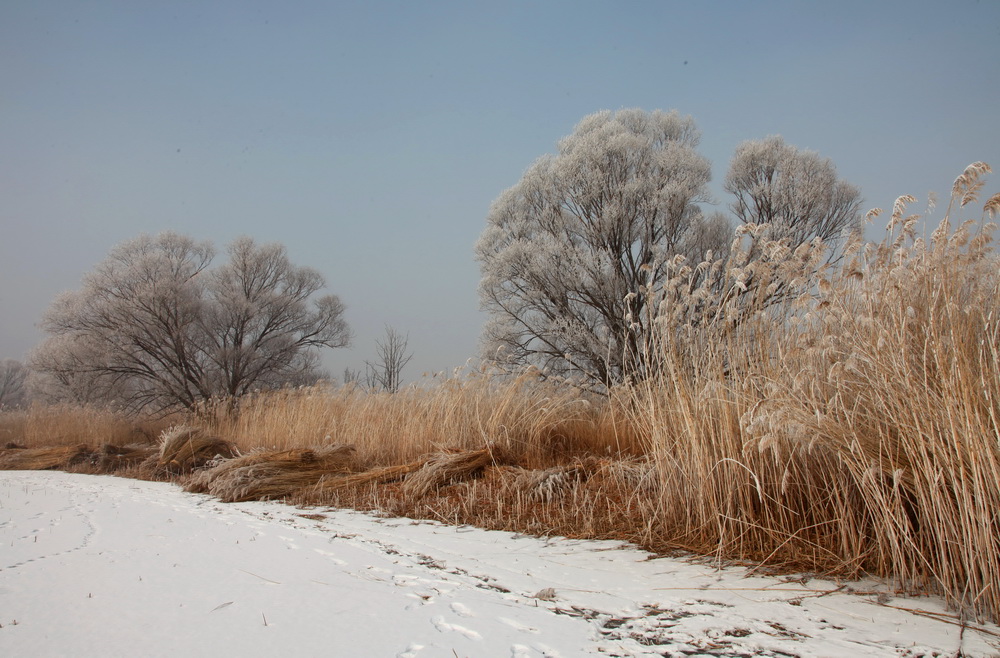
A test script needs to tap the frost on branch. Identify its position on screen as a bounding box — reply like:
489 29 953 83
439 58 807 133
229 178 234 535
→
725 135 863 264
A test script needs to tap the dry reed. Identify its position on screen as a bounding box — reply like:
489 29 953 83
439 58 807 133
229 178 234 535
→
500 458 605 502
198 374 640 468
629 166 1000 620
93 443 159 473
0 403 168 448
309 461 427 496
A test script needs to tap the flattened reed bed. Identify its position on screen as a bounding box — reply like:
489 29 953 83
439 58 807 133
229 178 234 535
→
0 444 91 470
93 443 158 473
307 461 426 497
185 445 358 502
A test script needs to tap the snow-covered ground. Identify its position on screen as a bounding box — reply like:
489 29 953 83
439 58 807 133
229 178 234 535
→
1 472 997 657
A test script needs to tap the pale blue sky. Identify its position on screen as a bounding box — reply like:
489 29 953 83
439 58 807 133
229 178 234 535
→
2 0 998 380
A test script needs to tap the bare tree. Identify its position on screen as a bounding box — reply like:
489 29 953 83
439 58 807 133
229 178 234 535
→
475 109 728 387
31 232 350 412
342 367 364 387
202 236 348 399
0 359 28 409
724 135 863 262
364 325 413 393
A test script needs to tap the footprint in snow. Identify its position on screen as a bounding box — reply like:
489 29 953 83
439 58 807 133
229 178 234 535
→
449 601 474 617
510 643 561 657
431 615 482 640
312 548 346 565
396 643 424 658
499 617 540 634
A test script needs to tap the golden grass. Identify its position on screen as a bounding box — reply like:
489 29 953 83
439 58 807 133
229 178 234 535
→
93 443 159 473
759 207 1000 619
0 403 170 449
623 174 1000 620
197 374 642 467
401 448 496 498
309 461 426 495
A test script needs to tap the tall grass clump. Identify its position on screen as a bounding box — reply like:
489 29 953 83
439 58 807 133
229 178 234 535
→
199 373 642 468
762 164 1000 619
637 163 1000 620
630 211 841 564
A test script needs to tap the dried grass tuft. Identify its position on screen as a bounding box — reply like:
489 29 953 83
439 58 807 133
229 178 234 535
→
312 461 426 495
155 426 236 475
501 460 595 502
953 161 992 204
984 192 1000 219
401 448 496 498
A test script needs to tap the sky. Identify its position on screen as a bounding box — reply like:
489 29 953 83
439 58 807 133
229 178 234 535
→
1 0 998 381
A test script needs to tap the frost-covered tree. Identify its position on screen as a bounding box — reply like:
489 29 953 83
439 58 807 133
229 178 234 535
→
725 136 863 262
30 232 350 412
0 359 28 409
476 109 729 387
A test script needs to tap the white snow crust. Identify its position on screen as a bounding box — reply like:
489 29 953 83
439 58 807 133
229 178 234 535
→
2 471 997 657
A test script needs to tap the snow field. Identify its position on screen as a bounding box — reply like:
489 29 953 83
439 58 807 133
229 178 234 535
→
1 472 997 657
